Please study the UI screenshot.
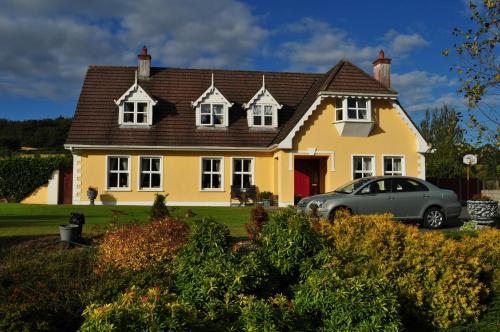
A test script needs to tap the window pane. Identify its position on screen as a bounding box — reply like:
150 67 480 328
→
141 173 150 188
347 98 356 108
124 102 134 113
335 98 343 109
201 114 211 124
358 109 367 120
253 105 262 115
118 173 128 187
243 159 251 172
212 159 221 172
234 159 242 172
354 172 363 179
108 173 118 188
201 104 211 114
212 174 221 188
109 158 118 171
137 103 147 113
203 159 211 172
358 99 367 108
213 104 224 115
141 158 150 171
363 158 372 171
213 113 224 125
124 113 134 123
384 158 392 172
137 113 145 123
393 158 402 172
152 158 160 172
347 109 357 119
253 116 262 126
354 157 362 171
264 106 273 115
119 158 128 171
243 174 251 188
202 174 211 189
336 109 343 121
233 174 242 187
264 116 272 126
151 174 161 187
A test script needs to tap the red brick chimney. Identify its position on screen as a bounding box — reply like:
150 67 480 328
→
373 49 391 88
138 46 151 79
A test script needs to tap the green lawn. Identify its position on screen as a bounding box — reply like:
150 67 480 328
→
0 204 252 238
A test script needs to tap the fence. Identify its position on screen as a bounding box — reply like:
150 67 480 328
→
426 178 483 202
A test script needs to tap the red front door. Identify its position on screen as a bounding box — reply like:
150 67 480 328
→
294 158 320 198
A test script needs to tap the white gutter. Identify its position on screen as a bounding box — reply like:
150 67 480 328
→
318 91 398 99
64 144 277 152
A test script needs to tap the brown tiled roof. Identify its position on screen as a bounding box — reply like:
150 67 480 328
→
66 61 397 148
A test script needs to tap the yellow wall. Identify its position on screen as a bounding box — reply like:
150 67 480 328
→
21 184 49 204
75 99 422 206
77 150 274 204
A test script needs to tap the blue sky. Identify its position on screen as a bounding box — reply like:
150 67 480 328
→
0 0 488 128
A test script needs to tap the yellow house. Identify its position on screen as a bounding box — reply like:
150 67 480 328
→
64 48 428 207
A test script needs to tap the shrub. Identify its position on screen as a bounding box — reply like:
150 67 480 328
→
245 205 269 241
0 155 67 202
238 294 292 331
150 194 170 221
98 218 188 271
293 270 401 331
80 286 199 332
258 208 325 277
319 214 500 328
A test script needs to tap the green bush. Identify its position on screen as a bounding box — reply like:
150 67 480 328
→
245 204 269 241
293 269 401 331
150 194 170 221
237 294 292 332
0 155 67 202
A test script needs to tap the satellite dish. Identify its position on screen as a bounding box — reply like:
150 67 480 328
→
463 154 477 166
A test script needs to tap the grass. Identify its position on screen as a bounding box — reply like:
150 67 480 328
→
0 203 252 238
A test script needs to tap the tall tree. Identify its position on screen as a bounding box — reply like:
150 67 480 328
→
444 0 499 144
420 105 467 178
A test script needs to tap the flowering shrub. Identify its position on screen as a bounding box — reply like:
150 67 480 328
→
319 213 500 328
98 218 188 271
80 286 198 332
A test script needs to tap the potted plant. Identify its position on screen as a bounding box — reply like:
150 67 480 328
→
259 191 273 208
466 194 498 227
87 186 98 205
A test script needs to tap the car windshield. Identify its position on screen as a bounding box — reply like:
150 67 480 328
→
333 178 373 194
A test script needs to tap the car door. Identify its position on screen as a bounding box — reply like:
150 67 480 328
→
390 178 430 219
354 179 395 215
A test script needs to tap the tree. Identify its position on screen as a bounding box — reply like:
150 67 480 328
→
443 0 499 144
420 105 467 178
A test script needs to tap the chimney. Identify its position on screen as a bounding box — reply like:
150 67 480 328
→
138 46 151 79
373 49 391 88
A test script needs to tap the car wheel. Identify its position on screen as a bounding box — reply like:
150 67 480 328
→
328 207 351 222
423 207 445 229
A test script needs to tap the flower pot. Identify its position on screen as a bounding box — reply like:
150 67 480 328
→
87 189 98 205
262 198 271 208
59 224 79 242
466 200 498 226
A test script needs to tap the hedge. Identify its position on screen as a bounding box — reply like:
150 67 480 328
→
0 155 68 202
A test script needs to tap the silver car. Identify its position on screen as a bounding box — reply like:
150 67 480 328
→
296 176 462 228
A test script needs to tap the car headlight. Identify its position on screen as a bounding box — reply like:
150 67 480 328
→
309 199 326 208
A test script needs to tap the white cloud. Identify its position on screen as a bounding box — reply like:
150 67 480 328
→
0 0 267 99
392 71 463 112
277 18 429 72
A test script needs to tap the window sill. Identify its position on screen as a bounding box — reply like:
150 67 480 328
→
138 188 164 192
120 124 152 129
106 188 132 192
196 126 228 130
249 126 277 131
200 189 225 192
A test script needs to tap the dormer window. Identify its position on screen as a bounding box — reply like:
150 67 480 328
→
244 75 282 128
115 73 157 127
200 103 225 126
252 105 274 126
335 98 371 122
192 73 233 127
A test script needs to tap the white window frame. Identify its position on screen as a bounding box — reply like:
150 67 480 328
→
334 98 372 122
230 157 255 188
351 154 376 180
382 155 406 176
200 157 225 192
199 103 226 126
122 101 150 125
251 104 275 127
138 156 163 191
106 155 131 191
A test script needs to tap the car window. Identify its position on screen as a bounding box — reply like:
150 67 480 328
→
334 178 372 194
359 179 390 194
391 178 429 193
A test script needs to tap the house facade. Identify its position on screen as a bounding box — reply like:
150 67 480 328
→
64 48 428 207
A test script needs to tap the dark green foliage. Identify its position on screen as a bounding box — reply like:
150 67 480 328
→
293 269 402 331
0 117 72 154
420 105 466 178
238 294 294 331
149 194 170 221
0 155 68 202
